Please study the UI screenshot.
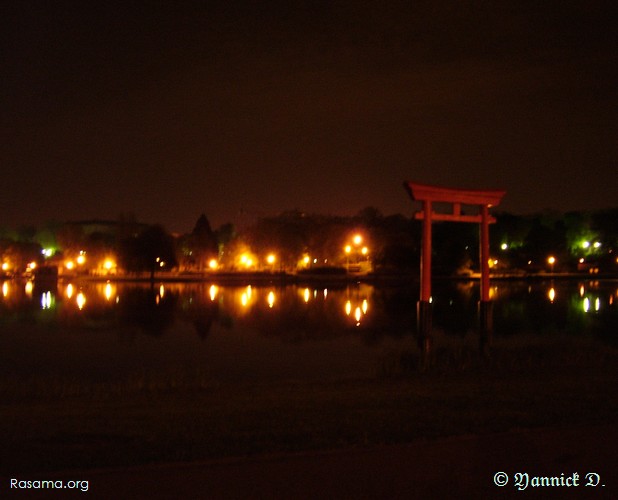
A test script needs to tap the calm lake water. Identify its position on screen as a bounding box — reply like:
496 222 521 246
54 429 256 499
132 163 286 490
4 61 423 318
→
1 278 616 387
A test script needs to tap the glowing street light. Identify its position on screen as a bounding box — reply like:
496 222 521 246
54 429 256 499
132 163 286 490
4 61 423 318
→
548 256 556 273
344 233 371 273
239 253 255 268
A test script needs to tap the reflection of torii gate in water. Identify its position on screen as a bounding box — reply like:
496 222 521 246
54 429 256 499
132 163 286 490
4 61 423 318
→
404 182 506 352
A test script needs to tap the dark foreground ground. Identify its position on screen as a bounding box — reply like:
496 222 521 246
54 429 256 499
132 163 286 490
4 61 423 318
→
1 334 617 499
3 424 617 499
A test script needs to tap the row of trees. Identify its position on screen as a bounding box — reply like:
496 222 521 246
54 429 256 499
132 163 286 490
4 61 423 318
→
220 206 618 275
1 207 617 277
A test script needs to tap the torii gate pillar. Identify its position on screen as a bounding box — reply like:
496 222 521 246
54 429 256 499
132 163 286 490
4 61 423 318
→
404 182 506 353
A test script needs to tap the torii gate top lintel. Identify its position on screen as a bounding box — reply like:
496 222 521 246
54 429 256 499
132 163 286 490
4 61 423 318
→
404 181 506 208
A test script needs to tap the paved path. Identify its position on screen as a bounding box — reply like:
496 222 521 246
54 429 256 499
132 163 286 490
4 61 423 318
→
4 424 617 499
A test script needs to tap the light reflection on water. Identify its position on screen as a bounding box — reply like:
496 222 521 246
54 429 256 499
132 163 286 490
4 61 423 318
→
0 279 616 387
0 279 616 338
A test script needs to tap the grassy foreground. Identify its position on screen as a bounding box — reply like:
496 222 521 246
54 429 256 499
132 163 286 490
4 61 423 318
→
1 334 617 474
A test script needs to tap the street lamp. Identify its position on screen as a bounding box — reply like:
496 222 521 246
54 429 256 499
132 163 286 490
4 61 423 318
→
548 256 556 273
266 253 276 272
344 233 371 273
344 245 352 270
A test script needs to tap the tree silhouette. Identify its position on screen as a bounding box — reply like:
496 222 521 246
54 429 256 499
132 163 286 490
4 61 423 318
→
189 214 218 270
119 225 177 279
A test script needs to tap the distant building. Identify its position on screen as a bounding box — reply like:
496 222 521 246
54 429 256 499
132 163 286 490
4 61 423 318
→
63 219 148 240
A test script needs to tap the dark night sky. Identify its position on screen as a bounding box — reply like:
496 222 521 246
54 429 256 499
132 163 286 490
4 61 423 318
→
2 1 617 232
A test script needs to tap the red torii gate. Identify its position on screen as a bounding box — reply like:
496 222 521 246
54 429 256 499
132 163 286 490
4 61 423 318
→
404 181 506 350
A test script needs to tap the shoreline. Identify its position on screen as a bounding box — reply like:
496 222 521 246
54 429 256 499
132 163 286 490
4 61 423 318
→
37 270 618 286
